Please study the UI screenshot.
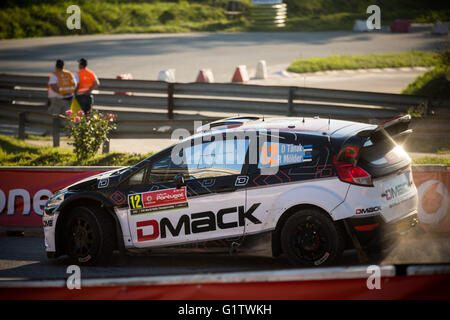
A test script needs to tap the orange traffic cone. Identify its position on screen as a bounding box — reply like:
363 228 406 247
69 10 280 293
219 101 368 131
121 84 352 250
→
231 65 249 83
196 69 214 83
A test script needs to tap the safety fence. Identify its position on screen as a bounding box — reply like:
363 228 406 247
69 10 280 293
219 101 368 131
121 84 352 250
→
0 264 449 299
0 73 434 146
0 165 448 233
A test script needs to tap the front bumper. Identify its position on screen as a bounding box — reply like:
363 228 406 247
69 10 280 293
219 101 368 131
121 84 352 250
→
345 210 418 250
42 210 59 256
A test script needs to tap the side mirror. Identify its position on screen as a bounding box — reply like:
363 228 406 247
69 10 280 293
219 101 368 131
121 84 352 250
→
174 173 185 189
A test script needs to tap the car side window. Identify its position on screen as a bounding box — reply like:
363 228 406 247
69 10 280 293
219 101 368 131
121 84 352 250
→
184 138 249 179
149 150 188 183
127 167 147 186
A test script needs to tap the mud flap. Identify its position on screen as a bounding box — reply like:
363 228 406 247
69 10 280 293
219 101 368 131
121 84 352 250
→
343 220 369 264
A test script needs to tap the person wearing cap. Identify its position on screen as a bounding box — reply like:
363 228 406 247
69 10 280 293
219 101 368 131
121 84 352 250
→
75 58 99 113
48 59 77 116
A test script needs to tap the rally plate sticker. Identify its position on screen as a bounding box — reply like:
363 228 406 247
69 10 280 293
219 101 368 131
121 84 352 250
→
128 187 188 215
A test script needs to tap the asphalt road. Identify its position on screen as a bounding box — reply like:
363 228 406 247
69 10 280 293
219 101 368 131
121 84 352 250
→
0 30 446 83
0 228 448 281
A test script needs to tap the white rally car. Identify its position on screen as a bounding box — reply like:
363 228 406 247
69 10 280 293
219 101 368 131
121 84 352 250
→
43 115 418 266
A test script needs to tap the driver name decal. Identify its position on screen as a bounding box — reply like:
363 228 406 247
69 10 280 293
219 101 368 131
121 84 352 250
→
128 187 188 215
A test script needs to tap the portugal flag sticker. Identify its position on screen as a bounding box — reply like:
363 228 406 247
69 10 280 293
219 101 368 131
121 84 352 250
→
128 187 188 215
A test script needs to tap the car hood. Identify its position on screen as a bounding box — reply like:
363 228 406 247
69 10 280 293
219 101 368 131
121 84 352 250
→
66 167 127 191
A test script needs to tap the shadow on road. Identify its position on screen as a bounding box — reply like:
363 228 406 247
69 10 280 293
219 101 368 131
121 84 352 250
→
0 227 448 281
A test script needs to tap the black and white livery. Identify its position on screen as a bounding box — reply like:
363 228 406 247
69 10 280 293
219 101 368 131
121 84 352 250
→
43 115 418 266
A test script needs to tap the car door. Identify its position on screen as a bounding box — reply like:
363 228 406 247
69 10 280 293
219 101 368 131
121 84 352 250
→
127 134 250 248
244 131 331 234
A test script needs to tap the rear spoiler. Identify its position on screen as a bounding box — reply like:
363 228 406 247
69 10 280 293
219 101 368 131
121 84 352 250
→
357 115 412 143
375 114 411 134
339 115 412 166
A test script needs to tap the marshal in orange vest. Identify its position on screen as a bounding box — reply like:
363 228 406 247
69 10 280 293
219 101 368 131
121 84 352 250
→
77 68 97 94
54 70 76 96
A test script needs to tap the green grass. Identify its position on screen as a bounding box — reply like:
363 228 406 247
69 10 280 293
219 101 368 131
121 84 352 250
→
0 134 152 166
412 157 450 166
401 65 450 98
437 149 450 155
24 134 55 141
0 1 247 39
287 51 437 74
0 0 449 39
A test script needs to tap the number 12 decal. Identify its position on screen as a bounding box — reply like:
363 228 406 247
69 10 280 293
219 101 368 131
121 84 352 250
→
261 144 279 166
129 194 143 209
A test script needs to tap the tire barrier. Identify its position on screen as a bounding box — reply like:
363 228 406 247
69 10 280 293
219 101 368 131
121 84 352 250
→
249 3 287 29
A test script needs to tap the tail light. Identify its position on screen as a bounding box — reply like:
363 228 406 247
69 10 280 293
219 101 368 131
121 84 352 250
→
333 145 373 187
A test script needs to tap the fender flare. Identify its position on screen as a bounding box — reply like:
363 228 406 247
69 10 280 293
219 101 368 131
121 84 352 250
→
268 183 349 257
269 183 349 227
55 192 125 256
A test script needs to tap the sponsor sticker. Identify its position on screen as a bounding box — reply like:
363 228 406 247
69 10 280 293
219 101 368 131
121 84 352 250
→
258 142 313 168
43 219 53 227
128 187 188 215
98 178 109 189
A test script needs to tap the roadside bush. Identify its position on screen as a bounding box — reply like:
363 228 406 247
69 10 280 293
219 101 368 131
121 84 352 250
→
402 48 450 99
65 110 117 164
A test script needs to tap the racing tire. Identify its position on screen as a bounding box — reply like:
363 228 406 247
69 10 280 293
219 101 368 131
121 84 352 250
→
281 209 345 267
64 206 115 265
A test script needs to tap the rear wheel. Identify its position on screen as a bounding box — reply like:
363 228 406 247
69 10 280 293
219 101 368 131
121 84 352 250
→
281 209 344 267
64 206 115 265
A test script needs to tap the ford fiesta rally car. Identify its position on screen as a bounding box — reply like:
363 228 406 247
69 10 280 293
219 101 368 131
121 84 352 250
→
43 115 418 266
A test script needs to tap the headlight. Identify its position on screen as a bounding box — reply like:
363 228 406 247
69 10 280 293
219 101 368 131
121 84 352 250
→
46 192 65 208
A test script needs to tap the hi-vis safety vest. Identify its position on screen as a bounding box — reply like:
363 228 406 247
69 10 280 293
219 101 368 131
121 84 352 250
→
77 68 96 94
55 70 76 96
47 73 53 93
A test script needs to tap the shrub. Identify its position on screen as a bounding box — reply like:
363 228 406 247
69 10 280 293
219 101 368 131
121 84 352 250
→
402 49 450 99
65 110 116 164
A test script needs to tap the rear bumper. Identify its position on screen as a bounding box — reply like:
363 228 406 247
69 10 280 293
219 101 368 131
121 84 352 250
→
345 210 418 250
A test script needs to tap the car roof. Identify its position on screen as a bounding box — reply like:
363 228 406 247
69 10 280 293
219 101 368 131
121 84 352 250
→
185 116 376 142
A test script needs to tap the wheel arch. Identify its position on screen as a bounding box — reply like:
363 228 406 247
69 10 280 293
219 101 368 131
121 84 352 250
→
55 195 124 258
271 203 348 257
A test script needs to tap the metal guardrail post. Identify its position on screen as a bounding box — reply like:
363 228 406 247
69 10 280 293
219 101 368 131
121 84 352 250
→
102 136 110 154
52 116 60 147
287 87 295 116
424 99 431 117
168 83 174 120
18 112 26 140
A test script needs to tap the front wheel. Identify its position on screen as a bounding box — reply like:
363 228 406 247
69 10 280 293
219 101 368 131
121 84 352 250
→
64 206 115 265
281 209 344 267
